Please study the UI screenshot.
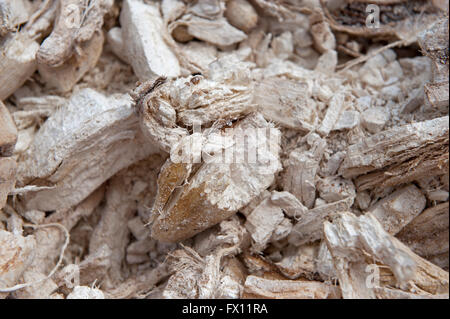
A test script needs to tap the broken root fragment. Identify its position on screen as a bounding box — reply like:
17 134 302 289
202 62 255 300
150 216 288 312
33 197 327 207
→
0 0 448 301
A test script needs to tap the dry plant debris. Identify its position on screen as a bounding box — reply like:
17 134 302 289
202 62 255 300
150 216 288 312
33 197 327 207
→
0 0 448 299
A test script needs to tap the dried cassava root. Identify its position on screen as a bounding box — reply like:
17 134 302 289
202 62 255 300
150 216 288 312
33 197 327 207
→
339 116 449 191
324 211 449 298
0 0 448 300
16 89 159 212
149 112 281 243
1 100 17 211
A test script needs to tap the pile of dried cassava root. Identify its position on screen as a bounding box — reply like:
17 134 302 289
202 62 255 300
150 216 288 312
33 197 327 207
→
0 0 449 299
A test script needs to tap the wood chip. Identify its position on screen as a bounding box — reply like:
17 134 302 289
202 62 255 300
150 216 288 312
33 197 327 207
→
0 33 39 100
17 89 158 211
0 229 36 299
324 211 449 298
253 77 316 132
368 184 426 235
288 197 354 246
243 275 341 299
0 100 17 156
150 113 281 242
120 0 180 79
397 202 449 270
0 157 16 209
340 116 449 191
